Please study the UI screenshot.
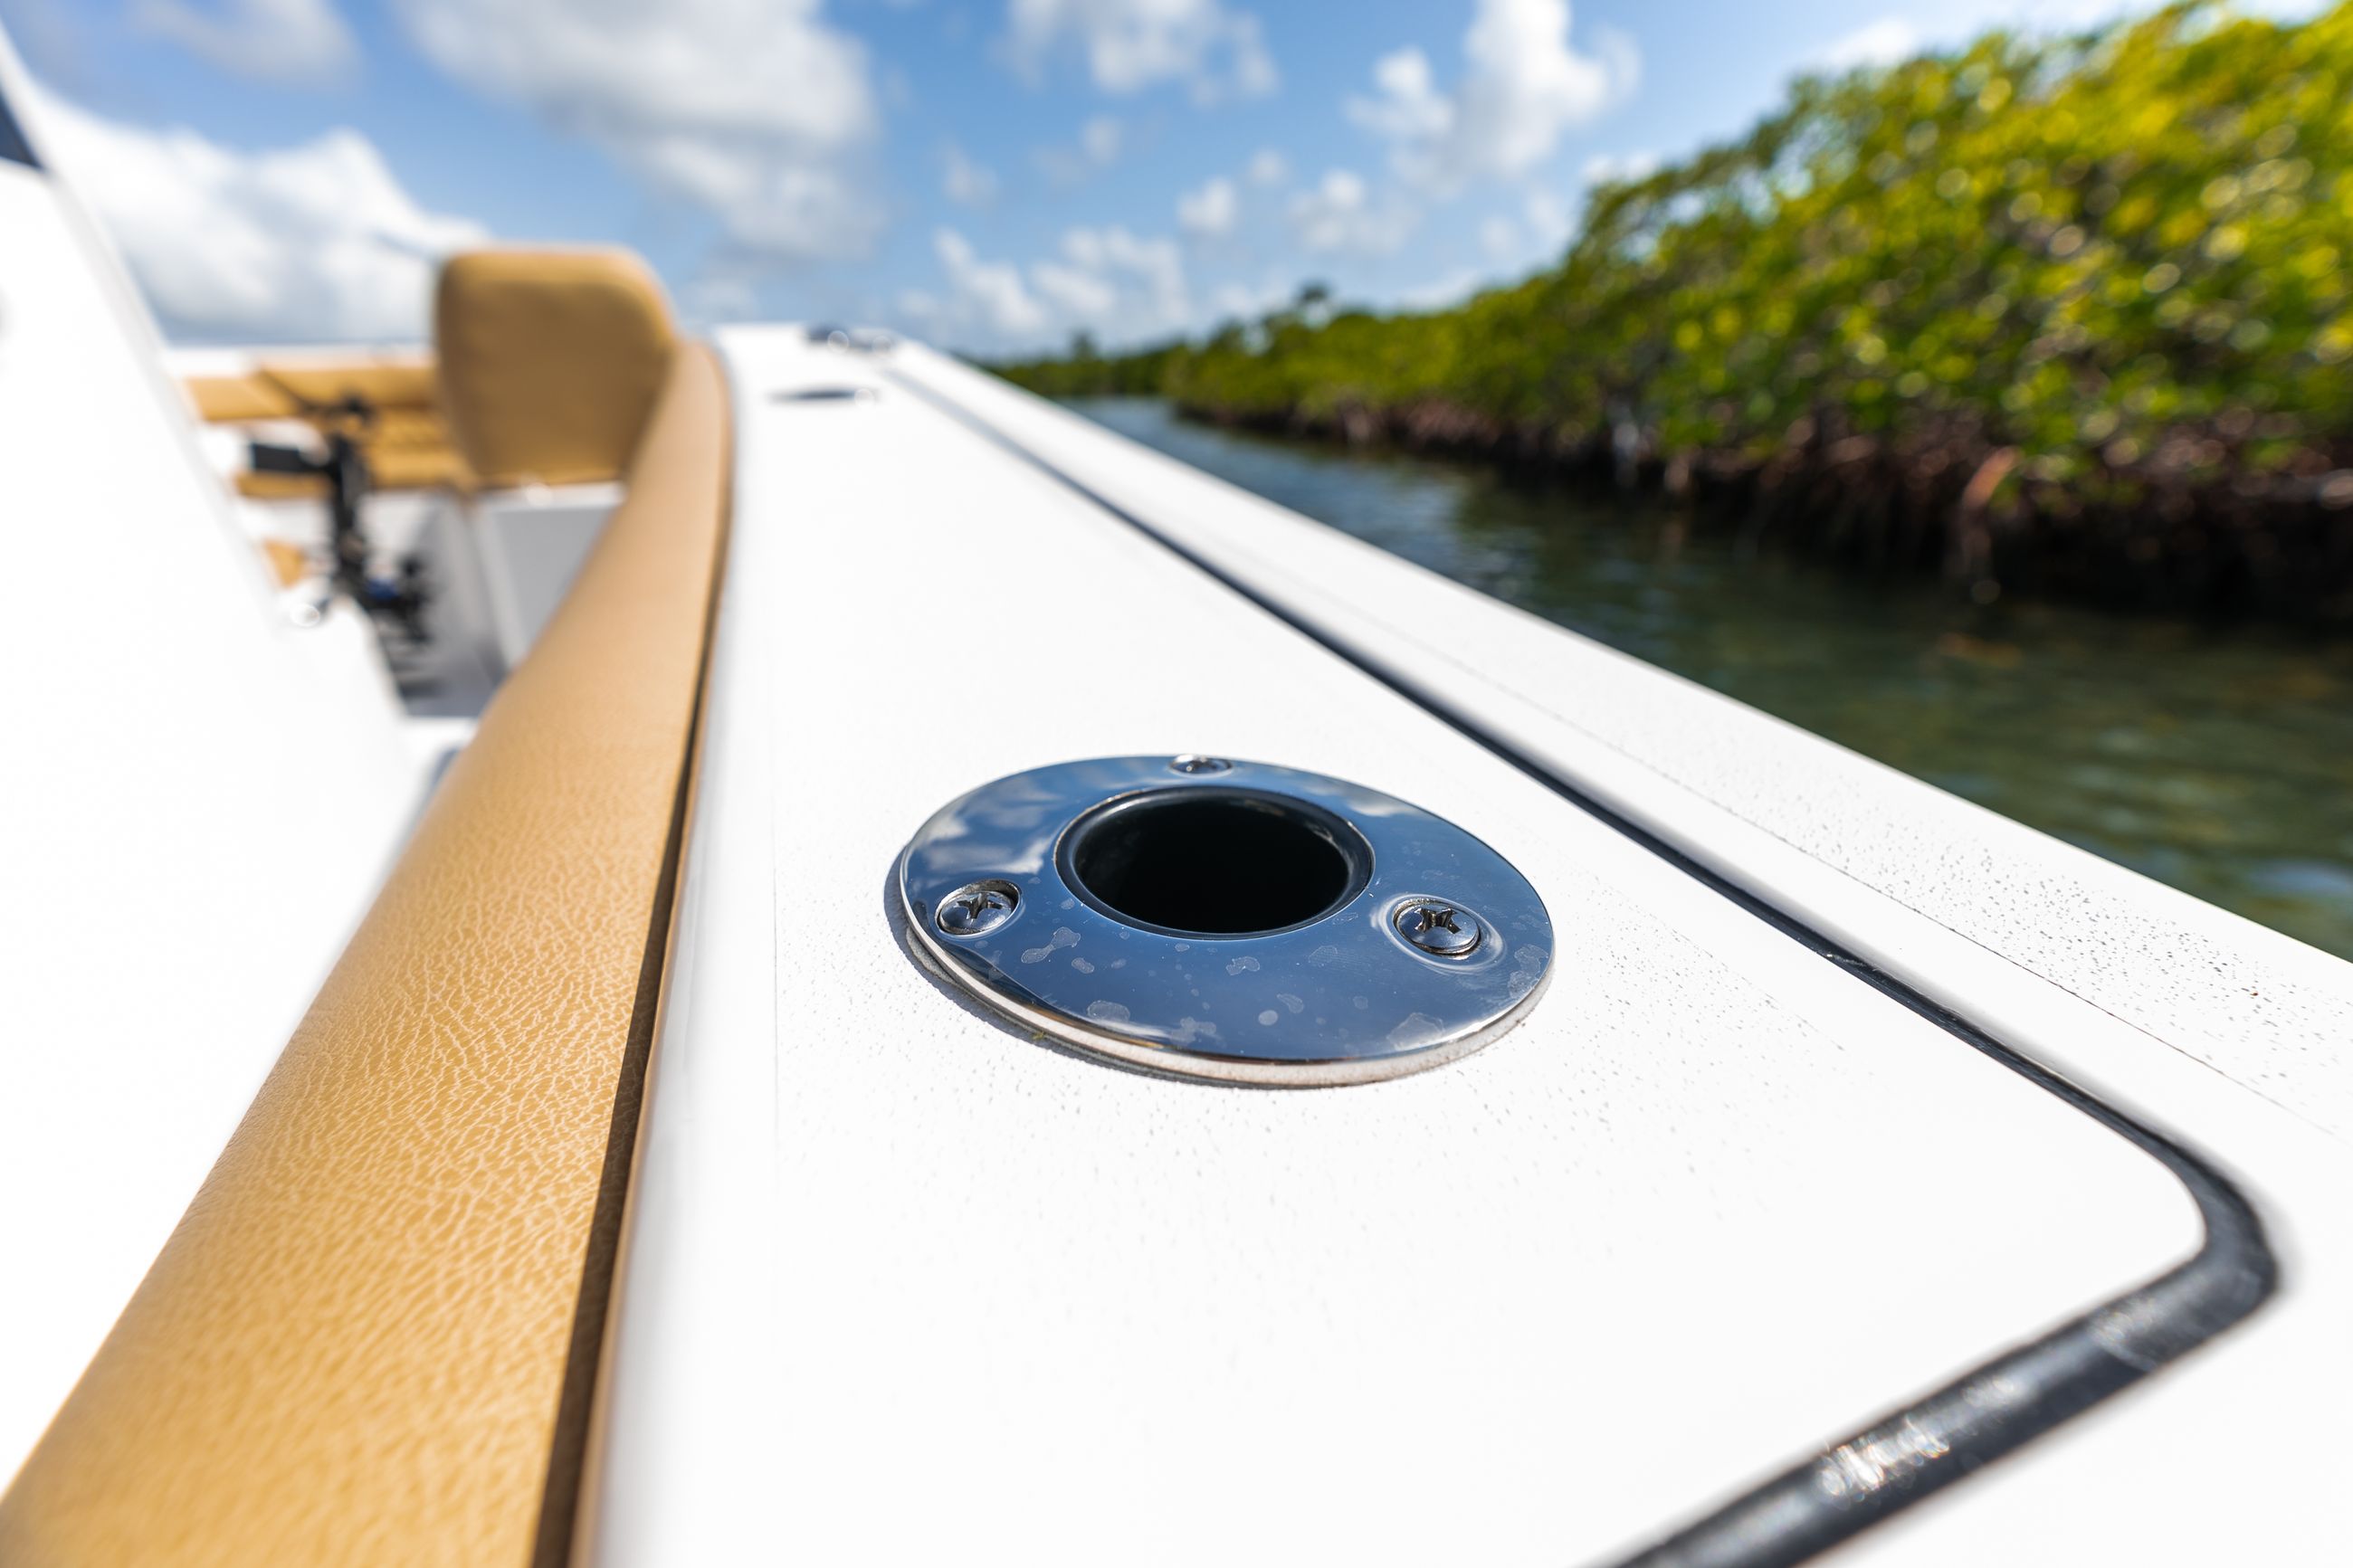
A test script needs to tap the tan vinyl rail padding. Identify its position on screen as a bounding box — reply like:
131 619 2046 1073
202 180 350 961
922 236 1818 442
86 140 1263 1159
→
436 249 678 489
0 343 731 1567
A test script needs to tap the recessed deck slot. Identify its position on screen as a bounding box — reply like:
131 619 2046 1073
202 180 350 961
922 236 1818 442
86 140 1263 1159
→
1063 789 1367 936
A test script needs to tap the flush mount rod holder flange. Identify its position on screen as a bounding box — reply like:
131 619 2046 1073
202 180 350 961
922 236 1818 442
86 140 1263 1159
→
898 755 1554 1087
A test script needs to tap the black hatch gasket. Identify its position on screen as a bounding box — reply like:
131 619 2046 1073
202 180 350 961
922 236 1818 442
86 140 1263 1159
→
885 363 2278 1568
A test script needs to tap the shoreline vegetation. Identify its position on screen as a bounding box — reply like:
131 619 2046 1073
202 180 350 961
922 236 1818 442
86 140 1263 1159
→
988 2 2353 626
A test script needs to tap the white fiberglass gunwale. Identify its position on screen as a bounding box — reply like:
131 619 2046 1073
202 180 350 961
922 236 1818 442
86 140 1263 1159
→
876 347 2353 1563
0 66 438 1488
577 326 2318 1567
890 345 2353 1144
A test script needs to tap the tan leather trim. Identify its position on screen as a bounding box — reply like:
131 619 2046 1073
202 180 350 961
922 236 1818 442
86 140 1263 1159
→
0 343 732 1567
258 537 310 588
436 250 678 490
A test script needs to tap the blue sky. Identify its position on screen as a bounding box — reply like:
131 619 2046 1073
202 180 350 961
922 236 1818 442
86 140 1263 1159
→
4 0 2320 353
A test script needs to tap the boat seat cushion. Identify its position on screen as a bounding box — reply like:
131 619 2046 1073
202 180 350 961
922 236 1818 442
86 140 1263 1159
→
186 357 474 495
435 248 678 489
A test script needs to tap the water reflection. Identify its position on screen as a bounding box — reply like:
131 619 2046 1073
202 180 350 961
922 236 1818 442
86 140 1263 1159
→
1071 397 2353 962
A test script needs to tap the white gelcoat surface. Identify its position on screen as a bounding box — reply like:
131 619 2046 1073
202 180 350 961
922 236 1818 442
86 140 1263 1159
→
589 329 2209 1565
472 483 623 665
0 148 423 1476
864 348 2353 1563
895 347 2353 1142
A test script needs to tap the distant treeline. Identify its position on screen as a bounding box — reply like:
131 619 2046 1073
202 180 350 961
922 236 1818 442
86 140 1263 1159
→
988 3 2353 623
1000 334 1186 398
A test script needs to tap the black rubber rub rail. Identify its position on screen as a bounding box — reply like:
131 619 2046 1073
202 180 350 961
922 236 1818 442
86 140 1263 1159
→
886 363 2279 1568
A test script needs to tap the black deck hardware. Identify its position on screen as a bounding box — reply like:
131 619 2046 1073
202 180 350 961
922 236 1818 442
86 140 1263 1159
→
250 388 432 643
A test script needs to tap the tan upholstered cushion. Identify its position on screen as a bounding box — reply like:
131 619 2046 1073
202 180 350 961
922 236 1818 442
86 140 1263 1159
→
185 372 300 423
434 249 679 489
188 359 474 494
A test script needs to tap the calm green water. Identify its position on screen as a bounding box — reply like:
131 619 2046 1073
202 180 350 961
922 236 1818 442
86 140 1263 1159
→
1071 396 2353 961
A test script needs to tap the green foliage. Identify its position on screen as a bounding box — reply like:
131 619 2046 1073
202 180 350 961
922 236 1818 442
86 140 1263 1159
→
1012 3 2353 511
986 337 1187 398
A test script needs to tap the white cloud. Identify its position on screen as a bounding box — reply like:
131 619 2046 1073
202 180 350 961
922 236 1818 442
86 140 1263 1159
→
1057 224 1189 327
1035 113 1124 185
388 0 881 261
1479 214 1519 259
1031 259 1119 318
1176 175 1237 237
1348 48 1451 142
1580 149 1658 185
1290 168 1363 249
1005 0 1275 100
1287 168 1416 255
906 223 1193 352
942 141 998 206
130 0 356 82
926 227 1048 337
1814 17 1920 71
31 85 485 341
1348 0 1636 188
1245 147 1288 185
